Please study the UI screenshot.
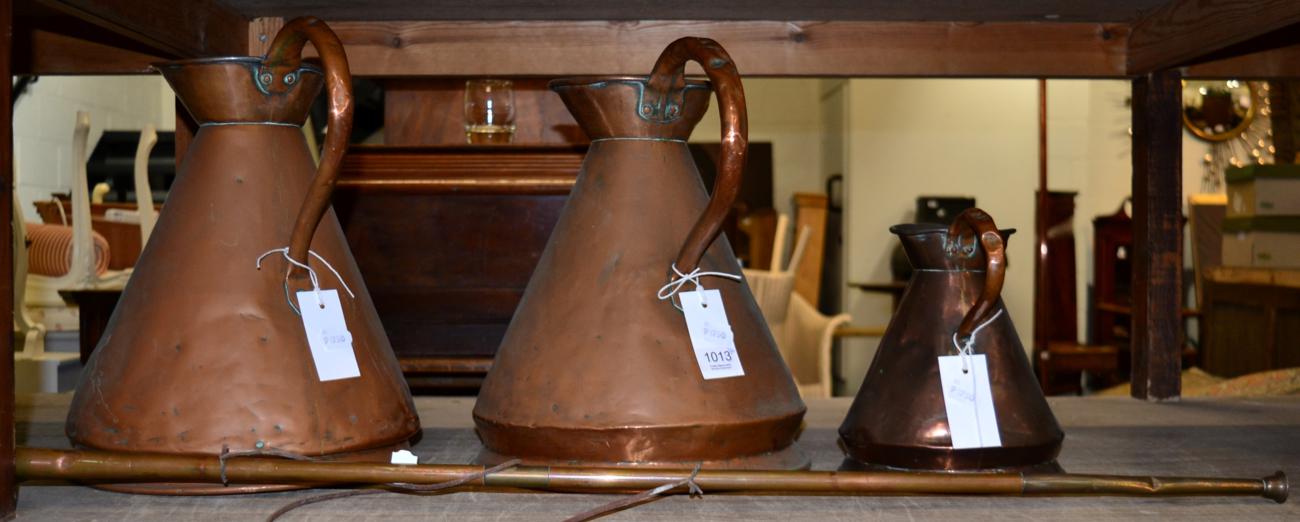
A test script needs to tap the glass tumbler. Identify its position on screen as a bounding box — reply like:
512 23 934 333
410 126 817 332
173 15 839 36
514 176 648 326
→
464 79 516 144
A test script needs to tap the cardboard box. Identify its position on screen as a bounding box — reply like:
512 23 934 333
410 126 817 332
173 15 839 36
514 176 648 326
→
1222 216 1300 268
1226 164 1300 218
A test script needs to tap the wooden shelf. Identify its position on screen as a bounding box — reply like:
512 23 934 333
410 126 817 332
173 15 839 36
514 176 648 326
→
7 0 1300 514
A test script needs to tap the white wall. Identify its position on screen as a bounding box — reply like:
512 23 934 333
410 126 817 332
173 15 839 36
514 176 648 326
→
692 79 825 228
11 76 175 221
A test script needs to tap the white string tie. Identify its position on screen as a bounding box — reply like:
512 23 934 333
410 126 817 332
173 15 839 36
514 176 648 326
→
656 263 742 311
256 247 355 314
649 463 704 498
950 308 1005 374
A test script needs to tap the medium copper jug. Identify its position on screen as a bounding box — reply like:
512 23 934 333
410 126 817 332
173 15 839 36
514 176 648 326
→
839 208 1062 471
473 38 807 469
65 18 419 494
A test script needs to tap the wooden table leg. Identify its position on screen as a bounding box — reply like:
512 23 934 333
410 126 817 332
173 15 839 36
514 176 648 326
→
1129 69 1183 401
1 0 21 514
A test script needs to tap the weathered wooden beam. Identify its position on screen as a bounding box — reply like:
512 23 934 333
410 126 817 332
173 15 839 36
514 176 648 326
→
315 20 1128 78
11 28 163 74
1 0 19 515
247 17 284 57
1128 0 1300 75
32 0 248 58
229 1 1166 24
1129 69 1183 401
1185 42 1300 78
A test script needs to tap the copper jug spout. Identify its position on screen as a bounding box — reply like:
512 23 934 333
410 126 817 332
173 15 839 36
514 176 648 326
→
472 38 807 470
839 208 1063 471
64 17 420 494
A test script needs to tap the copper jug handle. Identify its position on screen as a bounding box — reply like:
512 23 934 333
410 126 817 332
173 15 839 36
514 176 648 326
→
260 17 354 271
646 38 748 272
947 208 1006 343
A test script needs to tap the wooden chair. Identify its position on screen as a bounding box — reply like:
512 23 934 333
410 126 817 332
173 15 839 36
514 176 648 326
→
1035 192 1120 395
1092 200 1197 374
1040 198 1198 394
791 193 830 305
1089 201 1134 352
738 207 778 270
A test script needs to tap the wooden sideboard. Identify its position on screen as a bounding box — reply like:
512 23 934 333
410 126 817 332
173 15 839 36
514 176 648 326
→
333 145 582 391
1200 267 1300 378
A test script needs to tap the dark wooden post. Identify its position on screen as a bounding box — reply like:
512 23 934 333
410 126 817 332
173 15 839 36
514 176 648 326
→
1 0 20 515
1130 69 1183 400
1268 81 1296 164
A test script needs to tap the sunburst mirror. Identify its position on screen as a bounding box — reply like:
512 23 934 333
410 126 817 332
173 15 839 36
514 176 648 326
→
1182 79 1255 142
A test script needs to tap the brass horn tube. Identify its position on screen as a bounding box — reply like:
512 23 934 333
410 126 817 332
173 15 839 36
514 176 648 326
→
15 448 1287 503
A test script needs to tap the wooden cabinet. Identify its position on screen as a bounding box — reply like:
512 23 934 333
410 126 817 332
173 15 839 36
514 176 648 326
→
1200 268 1300 378
333 146 582 391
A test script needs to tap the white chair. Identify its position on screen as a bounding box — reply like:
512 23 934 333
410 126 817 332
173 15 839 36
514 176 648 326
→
26 113 139 299
15 113 156 392
24 112 103 311
743 219 851 398
13 141 80 393
133 124 159 244
94 124 159 241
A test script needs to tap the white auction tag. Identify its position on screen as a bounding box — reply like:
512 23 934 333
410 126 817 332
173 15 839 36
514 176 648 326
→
679 289 745 380
390 449 419 465
297 290 361 382
937 354 1002 449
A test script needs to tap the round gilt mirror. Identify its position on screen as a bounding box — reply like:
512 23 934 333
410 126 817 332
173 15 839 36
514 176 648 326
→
1181 80 1255 142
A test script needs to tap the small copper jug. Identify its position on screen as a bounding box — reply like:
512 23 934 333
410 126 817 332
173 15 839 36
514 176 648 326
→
473 38 807 469
839 208 1063 471
65 18 419 494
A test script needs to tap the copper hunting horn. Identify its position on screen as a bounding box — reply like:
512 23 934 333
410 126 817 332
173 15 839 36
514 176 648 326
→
15 447 1288 503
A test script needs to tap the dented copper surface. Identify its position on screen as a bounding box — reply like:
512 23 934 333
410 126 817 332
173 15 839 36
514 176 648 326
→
472 38 807 469
64 17 419 494
839 209 1064 471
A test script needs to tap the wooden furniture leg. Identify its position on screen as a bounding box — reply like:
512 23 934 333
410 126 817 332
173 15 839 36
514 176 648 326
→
1130 69 1183 400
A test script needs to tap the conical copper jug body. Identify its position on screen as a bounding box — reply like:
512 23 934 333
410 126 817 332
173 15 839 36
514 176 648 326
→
473 38 807 469
839 209 1063 471
65 18 419 494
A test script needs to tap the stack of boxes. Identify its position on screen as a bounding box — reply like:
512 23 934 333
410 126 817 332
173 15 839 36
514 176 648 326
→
1223 164 1300 268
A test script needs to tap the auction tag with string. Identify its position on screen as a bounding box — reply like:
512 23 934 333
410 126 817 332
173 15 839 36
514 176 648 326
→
679 289 745 380
937 354 1001 449
297 290 361 382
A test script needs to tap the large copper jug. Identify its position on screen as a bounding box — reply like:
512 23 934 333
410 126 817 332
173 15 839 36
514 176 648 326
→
473 38 807 469
839 208 1063 471
65 18 419 494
